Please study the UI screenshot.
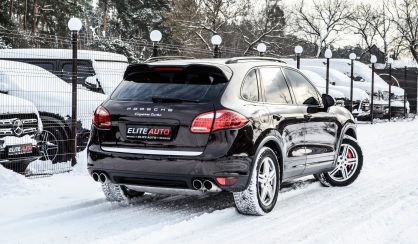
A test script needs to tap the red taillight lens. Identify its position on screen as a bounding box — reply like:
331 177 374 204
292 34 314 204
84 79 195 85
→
216 177 238 186
191 110 248 133
93 106 112 129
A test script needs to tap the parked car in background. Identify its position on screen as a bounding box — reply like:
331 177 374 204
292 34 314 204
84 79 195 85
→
0 60 107 163
0 93 42 173
0 49 129 95
301 67 373 118
300 70 345 103
283 59 409 119
88 57 363 216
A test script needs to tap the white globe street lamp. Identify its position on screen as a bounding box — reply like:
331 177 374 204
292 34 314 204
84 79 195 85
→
294 45 303 69
324 48 332 95
68 17 82 32
211 35 222 58
370 55 377 123
150 30 162 57
150 30 162 42
67 17 82 167
257 43 267 56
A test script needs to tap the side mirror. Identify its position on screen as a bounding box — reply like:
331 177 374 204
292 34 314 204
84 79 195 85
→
85 76 99 88
354 76 365 82
322 94 336 109
0 83 9 94
303 97 320 106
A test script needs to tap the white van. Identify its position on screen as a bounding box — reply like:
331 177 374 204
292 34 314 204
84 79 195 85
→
0 49 129 95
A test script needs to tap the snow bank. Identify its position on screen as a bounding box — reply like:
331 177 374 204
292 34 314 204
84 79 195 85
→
0 165 38 198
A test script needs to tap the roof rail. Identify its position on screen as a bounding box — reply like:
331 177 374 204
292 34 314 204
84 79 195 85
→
225 57 287 64
145 56 195 63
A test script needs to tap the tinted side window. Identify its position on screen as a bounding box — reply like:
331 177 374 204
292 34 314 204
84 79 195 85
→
259 67 292 104
283 68 321 105
241 69 259 102
61 61 95 84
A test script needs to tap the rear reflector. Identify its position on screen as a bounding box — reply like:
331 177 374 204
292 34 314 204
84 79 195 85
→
190 110 248 133
216 177 238 186
93 106 112 129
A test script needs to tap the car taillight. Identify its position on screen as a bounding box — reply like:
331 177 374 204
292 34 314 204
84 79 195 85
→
93 106 111 129
191 110 248 133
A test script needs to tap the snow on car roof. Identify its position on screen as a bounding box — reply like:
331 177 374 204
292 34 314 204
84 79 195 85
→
0 93 38 115
0 49 128 62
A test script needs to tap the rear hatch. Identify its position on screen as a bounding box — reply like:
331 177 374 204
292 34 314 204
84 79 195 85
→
99 64 230 156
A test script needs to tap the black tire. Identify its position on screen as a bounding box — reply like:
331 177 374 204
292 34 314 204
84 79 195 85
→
233 147 281 216
40 117 69 164
316 138 363 187
101 181 144 202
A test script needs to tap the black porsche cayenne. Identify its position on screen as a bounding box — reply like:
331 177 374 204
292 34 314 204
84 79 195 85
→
87 57 363 215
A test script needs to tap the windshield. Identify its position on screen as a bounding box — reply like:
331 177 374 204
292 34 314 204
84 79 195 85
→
111 67 228 102
94 61 129 94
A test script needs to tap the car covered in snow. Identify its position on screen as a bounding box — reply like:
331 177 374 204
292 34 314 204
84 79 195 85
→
0 49 129 95
0 60 107 163
0 93 42 173
301 67 374 118
283 58 410 118
88 57 363 215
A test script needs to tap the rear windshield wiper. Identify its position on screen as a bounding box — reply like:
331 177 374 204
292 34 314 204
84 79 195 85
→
151 96 201 103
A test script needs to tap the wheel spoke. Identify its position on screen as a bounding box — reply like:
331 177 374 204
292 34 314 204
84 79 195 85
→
346 158 357 165
342 145 348 158
260 186 267 201
263 160 270 175
258 174 267 184
330 166 340 176
268 170 276 181
341 166 349 179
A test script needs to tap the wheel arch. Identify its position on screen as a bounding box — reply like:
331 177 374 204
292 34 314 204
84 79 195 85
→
254 132 285 182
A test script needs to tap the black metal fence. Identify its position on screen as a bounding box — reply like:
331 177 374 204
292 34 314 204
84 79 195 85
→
0 30 416 177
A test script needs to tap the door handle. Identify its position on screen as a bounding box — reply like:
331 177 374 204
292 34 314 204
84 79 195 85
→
273 115 282 121
304 114 312 121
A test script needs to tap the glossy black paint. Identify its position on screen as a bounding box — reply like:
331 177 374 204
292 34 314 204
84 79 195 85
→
87 59 357 192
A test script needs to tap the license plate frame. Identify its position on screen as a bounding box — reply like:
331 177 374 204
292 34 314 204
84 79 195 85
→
126 125 174 141
7 144 33 156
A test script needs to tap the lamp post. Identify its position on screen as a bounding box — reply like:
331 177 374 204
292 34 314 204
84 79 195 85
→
294 45 303 69
324 48 332 95
211 35 222 58
404 66 407 118
387 57 394 121
370 55 377 124
349 53 357 113
68 17 82 167
257 43 267 56
150 30 162 57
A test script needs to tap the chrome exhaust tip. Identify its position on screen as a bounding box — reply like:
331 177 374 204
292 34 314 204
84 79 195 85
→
203 180 213 190
192 179 203 190
92 172 99 182
99 173 107 183
203 180 222 192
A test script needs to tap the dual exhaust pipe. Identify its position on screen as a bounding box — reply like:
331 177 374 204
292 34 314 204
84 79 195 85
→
192 179 221 192
92 172 107 184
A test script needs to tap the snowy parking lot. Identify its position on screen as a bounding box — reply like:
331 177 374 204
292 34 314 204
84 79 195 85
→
1 120 418 244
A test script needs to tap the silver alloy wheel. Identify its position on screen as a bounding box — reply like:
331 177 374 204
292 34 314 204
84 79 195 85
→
329 143 359 182
41 131 59 162
257 157 277 206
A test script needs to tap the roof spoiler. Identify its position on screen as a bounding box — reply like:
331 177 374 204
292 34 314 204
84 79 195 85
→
225 57 286 64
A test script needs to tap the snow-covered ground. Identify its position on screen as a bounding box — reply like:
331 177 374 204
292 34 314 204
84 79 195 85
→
1 120 418 244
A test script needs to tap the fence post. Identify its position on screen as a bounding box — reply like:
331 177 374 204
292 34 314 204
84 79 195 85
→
370 55 377 124
388 60 393 121
68 17 82 167
404 66 407 118
349 53 356 113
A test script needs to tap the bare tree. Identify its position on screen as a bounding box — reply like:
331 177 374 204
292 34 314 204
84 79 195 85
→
347 3 377 52
239 0 286 55
292 0 352 57
386 0 418 62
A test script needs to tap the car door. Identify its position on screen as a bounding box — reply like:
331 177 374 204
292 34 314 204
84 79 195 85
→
258 67 307 179
282 68 339 174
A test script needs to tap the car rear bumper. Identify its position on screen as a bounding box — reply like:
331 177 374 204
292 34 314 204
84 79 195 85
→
87 145 252 192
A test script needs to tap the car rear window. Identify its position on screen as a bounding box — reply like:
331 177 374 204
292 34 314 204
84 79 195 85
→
111 66 228 102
